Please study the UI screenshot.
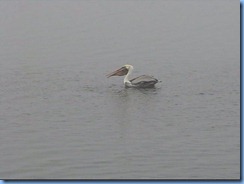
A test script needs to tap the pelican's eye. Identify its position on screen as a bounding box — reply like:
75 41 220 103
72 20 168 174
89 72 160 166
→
124 65 129 70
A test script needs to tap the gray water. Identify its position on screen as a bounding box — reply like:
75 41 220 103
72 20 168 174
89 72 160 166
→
0 0 240 179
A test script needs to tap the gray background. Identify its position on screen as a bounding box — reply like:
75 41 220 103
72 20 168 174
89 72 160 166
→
0 0 240 179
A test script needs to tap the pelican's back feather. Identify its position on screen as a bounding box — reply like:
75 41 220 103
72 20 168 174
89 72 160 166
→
130 75 158 88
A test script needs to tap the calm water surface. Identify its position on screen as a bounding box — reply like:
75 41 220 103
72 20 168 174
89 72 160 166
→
0 0 240 179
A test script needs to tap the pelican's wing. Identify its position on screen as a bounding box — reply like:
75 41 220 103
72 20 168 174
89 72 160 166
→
130 75 158 88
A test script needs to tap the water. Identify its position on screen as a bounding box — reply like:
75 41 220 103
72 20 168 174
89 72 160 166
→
0 0 240 179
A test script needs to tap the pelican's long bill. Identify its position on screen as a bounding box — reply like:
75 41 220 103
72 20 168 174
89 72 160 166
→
106 66 129 78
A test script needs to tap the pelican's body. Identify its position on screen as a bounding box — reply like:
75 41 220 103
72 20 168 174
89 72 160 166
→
107 64 158 88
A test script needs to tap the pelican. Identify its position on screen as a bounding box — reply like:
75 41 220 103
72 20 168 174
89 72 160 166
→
106 64 159 88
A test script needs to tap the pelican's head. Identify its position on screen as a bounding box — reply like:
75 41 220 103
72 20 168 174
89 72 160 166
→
124 64 133 70
106 64 133 78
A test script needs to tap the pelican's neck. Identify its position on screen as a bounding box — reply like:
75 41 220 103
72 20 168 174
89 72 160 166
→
124 66 133 84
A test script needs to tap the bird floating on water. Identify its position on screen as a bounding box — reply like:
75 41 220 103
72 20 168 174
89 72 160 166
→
106 64 159 88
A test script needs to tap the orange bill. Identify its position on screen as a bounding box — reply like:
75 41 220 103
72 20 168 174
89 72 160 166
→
106 66 128 78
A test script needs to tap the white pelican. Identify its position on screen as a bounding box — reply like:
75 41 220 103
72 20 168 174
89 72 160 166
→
106 64 159 88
